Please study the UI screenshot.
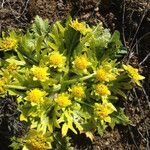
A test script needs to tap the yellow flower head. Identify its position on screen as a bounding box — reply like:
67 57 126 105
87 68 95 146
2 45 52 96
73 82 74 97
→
7 63 17 73
123 65 145 86
55 93 71 107
25 130 52 150
31 65 49 81
70 19 91 35
95 102 116 122
0 78 7 94
49 51 66 68
71 85 85 98
95 83 111 96
26 137 46 150
0 37 17 51
26 89 46 105
96 68 109 82
96 62 117 82
73 55 90 71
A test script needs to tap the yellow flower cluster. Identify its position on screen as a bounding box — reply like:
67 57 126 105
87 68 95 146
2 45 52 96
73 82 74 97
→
0 78 7 93
26 89 46 105
95 102 116 122
96 68 109 82
71 85 85 98
31 66 49 81
70 19 91 35
96 66 116 82
0 37 17 50
49 51 66 68
123 65 145 86
25 130 50 150
7 63 17 73
95 83 110 96
73 55 90 71
26 138 45 150
55 93 71 107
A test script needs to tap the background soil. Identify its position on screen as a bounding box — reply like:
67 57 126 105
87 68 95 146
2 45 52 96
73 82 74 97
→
0 0 150 149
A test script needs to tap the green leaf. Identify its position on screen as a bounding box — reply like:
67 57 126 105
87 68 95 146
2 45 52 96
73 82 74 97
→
20 114 28 122
97 121 107 136
64 110 73 124
111 87 127 99
9 137 22 150
36 36 44 59
64 27 80 56
62 123 69 137
74 120 83 133
32 15 49 36
110 108 130 129
107 31 127 58
48 41 58 51
22 146 29 150
16 51 25 62
49 21 65 51
110 31 121 44
85 131 94 141
117 82 133 90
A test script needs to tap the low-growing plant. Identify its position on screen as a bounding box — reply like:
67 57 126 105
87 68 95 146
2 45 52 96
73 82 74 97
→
0 16 144 149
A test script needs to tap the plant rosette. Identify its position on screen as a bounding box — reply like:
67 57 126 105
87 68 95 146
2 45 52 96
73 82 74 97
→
0 16 144 149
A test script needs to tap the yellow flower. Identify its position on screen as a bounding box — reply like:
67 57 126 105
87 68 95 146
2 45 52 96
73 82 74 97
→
0 79 5 93
26 138 45 150
96 68 109 82
95 83 111 96
25 130 52 150
70 19 91 35
26 89 46 105
49 51 66 68
123 65 145 86
95 60 120 82
0 37 17 51
31 66 49 81
95 102 116 122
73 55 90 71
55 93 71 107
7 63 17 73
71 85 85 98
0 77 8 94
96 65 117 82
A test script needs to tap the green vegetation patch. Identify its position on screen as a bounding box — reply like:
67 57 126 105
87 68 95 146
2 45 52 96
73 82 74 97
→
0 16 144 149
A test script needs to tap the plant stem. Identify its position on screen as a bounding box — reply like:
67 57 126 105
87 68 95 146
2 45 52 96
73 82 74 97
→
5 85 27 90
74 99 94 108
62 73 96 85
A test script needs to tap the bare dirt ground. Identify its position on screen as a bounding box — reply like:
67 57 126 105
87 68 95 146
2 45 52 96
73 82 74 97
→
0 0 150 149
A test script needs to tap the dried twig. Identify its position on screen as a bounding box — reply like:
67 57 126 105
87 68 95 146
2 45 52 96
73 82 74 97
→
128 125 140 150
1 0 5 8
124 0 150 63
139 52 150 65
20 0 30 17
129 1 149 48
133 88 150 149
141 84 150 110
131 32 150 51
122 0 127 47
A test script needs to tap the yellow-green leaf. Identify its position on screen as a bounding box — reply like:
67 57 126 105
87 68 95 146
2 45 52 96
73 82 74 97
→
74 120 83 133
68 122 77 134
20 114 27 122
62 123 69 137
22 146 29 150
85 131 94 141
48 122 53 133
64 110 73 123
